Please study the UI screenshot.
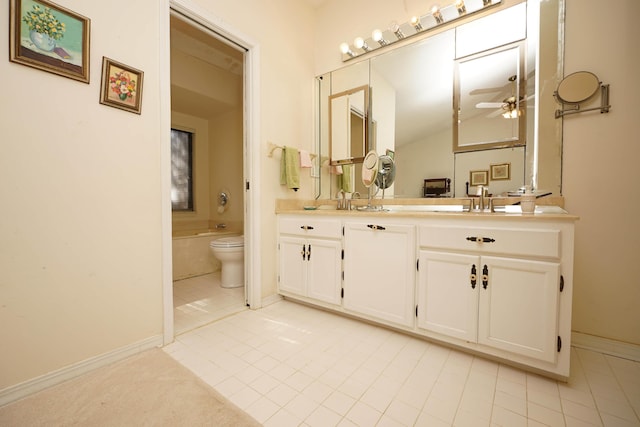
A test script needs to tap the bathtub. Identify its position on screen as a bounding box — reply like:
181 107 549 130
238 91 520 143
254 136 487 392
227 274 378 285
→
172 229 236 281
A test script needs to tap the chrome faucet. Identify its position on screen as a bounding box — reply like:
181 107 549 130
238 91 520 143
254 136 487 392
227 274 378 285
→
471 185 490 212
336 190 346 210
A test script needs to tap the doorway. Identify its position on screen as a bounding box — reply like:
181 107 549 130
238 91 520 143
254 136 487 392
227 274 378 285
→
162 2 262 343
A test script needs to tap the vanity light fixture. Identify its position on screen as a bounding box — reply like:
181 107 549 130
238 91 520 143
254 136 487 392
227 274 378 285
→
410 16 424 32
338 0 502 61
390 21 405 39
372 29 388 46
354 37 371 52
431 5 445 24
339 42 356 57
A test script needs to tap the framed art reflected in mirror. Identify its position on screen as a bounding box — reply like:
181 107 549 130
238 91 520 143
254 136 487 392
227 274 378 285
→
490 163 511 181
470 170 488 186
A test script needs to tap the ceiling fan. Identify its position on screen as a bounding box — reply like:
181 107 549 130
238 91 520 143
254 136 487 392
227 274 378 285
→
474 75 527 118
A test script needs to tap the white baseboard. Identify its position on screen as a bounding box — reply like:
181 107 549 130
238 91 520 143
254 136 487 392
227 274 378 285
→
572 332 640 362
261 293 283 308
0 335 163 407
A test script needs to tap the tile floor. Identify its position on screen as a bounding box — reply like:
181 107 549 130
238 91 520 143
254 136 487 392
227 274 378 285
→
165 300 640 427
173 272 247 335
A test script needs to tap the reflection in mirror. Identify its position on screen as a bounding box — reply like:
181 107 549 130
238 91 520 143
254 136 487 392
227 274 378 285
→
371 29 455 198
376 154 396 199
329 85 368 165
357 150 380 211
315 0 564 200
454 42 525 152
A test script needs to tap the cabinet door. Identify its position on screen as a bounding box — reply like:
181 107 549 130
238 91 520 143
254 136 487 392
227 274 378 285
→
417 251 479 342
343 222 415 327
307 238 343 305
278 236 307 296
478 256 560 363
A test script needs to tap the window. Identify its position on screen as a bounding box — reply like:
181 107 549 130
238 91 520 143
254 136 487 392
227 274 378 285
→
171 128 194 211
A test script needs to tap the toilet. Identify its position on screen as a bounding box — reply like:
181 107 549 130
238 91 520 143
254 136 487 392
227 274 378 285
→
209 235 244 288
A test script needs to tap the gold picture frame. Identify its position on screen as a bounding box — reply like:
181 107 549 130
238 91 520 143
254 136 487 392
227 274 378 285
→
99 57 144 114
470 170 489 186
9 0 90 83
490 162 511 181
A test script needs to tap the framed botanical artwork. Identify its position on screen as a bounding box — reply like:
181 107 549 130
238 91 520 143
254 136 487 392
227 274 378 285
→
469 170 489 186
490 162 511 181
9 0 90 83
99 57 144 114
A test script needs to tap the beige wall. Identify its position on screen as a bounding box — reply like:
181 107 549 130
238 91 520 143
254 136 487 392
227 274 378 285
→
315 0 640 345
0 2 164 390
562 0 640 345
209 109 244 233
0 0 317 395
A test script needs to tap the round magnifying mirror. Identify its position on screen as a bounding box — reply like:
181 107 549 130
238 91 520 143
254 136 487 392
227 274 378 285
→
375 155 396 189
555 71 600 104
362 150 378 188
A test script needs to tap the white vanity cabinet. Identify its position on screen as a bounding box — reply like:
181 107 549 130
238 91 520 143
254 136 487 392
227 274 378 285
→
417 219 573 372
278 216 342 305
276 209 575 379
343 219 416 327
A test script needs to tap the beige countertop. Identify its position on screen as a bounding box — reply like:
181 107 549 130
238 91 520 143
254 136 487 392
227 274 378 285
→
275 197 579 222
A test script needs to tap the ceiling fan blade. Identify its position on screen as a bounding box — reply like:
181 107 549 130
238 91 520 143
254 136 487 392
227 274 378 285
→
475 102 504 109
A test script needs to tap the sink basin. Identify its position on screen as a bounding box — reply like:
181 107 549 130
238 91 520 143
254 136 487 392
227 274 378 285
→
493 205 567 214
385 204 465 213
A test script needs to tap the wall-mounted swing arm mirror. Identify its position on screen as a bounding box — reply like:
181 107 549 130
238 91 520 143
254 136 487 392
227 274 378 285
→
554 71 610 118
329 85 369 165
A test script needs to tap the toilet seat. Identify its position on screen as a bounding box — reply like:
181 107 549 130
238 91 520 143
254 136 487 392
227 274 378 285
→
210 235 244 248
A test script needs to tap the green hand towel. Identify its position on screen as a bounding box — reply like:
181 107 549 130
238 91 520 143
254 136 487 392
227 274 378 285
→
280 146 300 191
341 164 353 193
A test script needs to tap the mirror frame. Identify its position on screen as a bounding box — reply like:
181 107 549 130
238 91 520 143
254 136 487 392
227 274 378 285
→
453 41 526 153
328 85 369 165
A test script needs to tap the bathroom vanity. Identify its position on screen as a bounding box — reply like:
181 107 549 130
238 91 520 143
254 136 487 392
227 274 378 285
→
276 204 576 380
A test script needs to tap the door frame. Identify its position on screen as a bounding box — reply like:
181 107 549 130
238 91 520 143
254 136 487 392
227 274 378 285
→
160 0 262 344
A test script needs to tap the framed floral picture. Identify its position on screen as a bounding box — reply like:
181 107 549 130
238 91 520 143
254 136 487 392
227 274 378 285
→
490 162 511 181
469 170 489 186
99 57 144 114
9 0 90 83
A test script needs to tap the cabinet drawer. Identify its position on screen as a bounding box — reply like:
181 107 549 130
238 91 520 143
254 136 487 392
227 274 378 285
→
419 225 560 259
279 217 342 239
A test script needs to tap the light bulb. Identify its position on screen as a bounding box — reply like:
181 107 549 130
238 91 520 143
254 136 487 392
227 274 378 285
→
455 0 467 15
372 29 387 46
389 21 405 39
354 37 370 51
339 42 356 57
431 6 444 24
410 16 423 32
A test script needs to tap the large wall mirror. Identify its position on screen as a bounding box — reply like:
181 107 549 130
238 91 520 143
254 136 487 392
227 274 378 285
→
316 0 564 199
